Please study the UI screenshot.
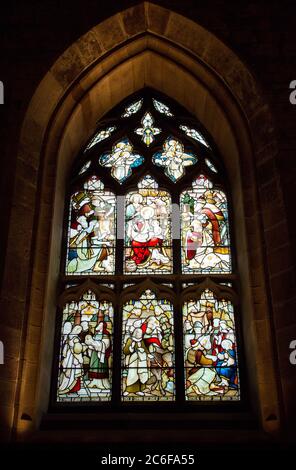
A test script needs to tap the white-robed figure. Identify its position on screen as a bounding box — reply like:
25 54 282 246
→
126 204 169 268
58 324 84 396
67 203 100 274
67 197 114 274
123 327 149 396
85 322 111 391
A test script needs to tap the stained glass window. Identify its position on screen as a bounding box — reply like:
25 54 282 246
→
55 91 242 407
57 290 113 402
180 175 231 273
183 289 239 401
66 176 116 275
153 137 197 182
121 290 175 401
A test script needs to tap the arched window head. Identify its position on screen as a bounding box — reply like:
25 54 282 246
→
53 90 241 406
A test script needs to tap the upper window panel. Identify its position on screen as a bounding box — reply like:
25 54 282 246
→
181 175 231 273
66 176 116 275
68 91 230 277
125 176 172 274
78 91 222 188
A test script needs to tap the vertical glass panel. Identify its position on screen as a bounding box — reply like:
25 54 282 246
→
99 138 144 183
135 112 161 146
57 290 113 402
121 289 175 401
84 126 116 152
66 175 116 275
181 174 231 273
124 176 172 274
153 136 197 182
183 289 240 401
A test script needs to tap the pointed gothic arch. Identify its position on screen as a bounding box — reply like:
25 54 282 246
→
1 2 285 441
52 90 241 406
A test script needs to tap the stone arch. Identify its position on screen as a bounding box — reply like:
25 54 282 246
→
2 2 286 442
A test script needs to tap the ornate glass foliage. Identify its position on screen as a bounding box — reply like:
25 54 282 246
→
66 176 116 275
137 174 158 189
79 160 91 175
153 136 197 182
181 175 231 273
124 176 172 274
121 290 175 401
99 138 144 183
57 290 113 402
84 126 116 152
205 158 218 173
135 112 161 146
153 98 173 117
122 98 143 118
183 289 239 401
180 125 210 148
